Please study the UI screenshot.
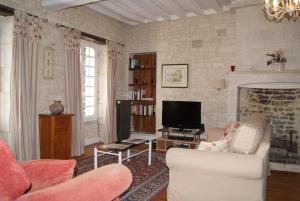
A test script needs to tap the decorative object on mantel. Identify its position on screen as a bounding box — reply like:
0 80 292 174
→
49 100 64 115
264 0 300 21
162 64 188 88
266 49 287 72
230 65 235 72
43 47 55 79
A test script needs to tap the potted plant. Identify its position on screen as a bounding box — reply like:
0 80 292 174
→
266 49 287 72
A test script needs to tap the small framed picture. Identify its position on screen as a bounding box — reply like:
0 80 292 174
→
43 47 55 79
162 64 188 88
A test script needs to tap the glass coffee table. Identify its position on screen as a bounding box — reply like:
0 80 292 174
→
93 135 157 169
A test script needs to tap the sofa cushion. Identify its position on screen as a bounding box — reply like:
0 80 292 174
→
224 121 241 138
231 123 264 154
0 139 31 200
20 159 76 192
198 139 230 152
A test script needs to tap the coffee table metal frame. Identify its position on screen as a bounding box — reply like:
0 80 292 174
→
94 139 154 169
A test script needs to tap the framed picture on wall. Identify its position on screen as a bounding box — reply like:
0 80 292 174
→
43 47 55 79
162 64 188 88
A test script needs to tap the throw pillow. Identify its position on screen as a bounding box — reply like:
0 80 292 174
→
0 139 31 200
231 123 264 154
198 139 230 152
224 121 241 138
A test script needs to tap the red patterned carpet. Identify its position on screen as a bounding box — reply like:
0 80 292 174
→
75 151 168 201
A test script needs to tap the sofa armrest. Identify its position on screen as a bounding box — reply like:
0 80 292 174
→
166 148 264 179
16 164 132 201
206 128 224 142
19 159 76 192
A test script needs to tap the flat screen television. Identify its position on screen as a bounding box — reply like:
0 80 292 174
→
162 101 201 129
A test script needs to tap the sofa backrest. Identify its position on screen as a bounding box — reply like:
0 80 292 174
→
0 138 31 200
254 124 271 158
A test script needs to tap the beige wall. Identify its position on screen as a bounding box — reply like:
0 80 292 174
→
236 5 300 71
0 0 129 143
126 6 300 131
127 13 236 130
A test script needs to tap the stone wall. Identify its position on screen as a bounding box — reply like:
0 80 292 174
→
0 0 129 144
127 13 236 130
239 88 300 164
126 5 300 132
236 5 300 71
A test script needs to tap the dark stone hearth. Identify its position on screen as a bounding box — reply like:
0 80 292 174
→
265 90 272 95
239 88 300 164
272 96 287 100
287 96 296 100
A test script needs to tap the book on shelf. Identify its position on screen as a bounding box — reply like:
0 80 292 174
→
129 90 142 100
139 105 143 115
131 105 138 115
129 58 139 69
148 105 153 116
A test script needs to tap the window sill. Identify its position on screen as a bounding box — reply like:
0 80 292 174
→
84 117 97 122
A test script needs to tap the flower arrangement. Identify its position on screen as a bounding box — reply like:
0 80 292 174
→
266 49 287 65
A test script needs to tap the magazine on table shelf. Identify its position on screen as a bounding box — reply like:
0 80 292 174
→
100 143 130 150
121 138 146 145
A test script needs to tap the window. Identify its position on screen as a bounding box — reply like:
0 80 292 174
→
80 42 97 121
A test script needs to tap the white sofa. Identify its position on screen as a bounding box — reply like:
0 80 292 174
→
166 124 271 201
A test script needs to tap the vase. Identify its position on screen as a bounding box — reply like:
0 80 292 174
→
271 62 285 72
49 101 64 115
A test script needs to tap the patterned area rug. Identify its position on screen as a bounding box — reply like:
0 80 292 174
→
75 151 169 201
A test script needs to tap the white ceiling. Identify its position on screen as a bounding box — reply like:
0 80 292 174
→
42 0 261 25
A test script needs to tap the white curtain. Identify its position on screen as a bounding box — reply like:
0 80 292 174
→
104 41 119 144
10 10 42 160
63 28 84 156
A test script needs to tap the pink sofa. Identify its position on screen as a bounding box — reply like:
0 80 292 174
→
0 139 132 201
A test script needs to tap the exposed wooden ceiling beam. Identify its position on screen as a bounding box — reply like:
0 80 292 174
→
88 4 138 25
100 1 146 24
41 0 105 10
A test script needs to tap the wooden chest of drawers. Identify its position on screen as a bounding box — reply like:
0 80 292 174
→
39 114 73 159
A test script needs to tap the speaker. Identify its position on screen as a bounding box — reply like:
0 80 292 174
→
116 100 131 142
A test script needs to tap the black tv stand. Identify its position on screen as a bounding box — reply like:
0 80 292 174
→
167 135 194 141
160 127 203 141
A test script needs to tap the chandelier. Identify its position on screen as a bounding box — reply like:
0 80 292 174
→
264 0 300 20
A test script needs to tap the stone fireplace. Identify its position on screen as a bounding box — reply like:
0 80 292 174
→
239 88 300 164
228 71 300 172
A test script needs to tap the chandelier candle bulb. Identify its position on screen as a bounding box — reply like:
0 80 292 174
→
265 0 300 20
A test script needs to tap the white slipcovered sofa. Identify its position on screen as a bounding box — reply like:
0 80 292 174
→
166 119 271 201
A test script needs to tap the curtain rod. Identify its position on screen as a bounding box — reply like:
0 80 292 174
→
27 13 48 23
0 4 125 47
0 4 48 22
56 23 125 47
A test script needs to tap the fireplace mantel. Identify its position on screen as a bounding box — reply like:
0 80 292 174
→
227 71 300 122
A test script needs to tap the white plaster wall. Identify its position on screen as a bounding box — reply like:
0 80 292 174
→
0 0 129 143
236 5 300 71
127 13 236 130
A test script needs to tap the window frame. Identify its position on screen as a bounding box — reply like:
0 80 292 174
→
80 40 99 122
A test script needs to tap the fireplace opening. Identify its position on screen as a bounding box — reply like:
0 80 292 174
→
238 87 300 164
